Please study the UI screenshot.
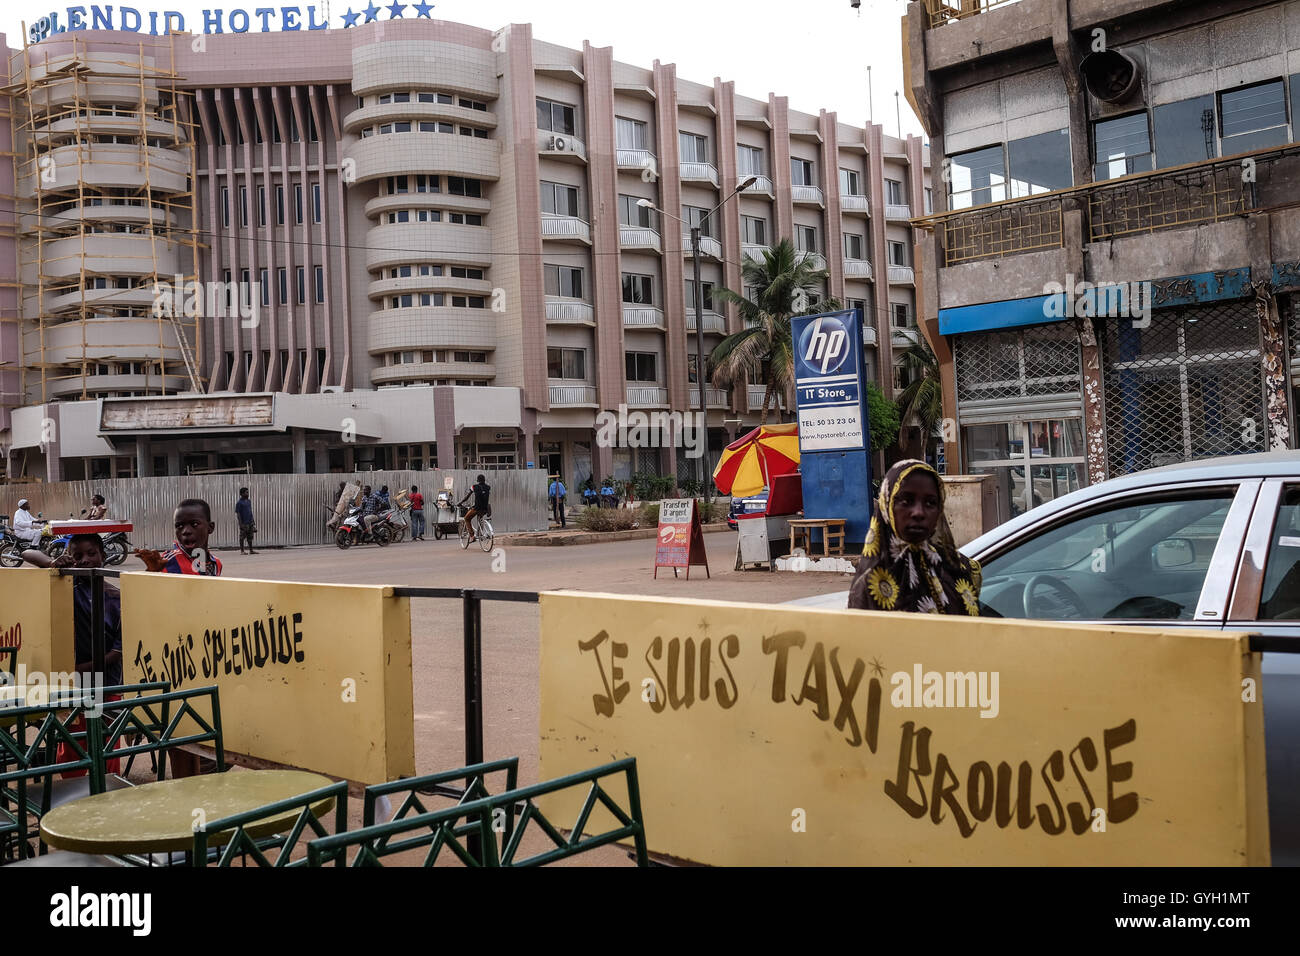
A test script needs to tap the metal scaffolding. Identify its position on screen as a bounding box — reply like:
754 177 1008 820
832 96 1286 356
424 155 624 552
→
5 32 202 404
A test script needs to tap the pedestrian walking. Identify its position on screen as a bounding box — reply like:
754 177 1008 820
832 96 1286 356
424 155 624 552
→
847 459 982 616
549 476 567 528
409 485 426 540
236 486 257 554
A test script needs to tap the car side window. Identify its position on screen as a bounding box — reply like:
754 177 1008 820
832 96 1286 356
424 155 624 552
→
1257 487 1300 620
979 491 1234 621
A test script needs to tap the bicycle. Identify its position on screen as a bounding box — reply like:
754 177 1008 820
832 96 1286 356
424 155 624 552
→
458 508 494 552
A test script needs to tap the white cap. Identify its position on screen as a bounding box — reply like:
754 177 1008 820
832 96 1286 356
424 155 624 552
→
17 499 29 507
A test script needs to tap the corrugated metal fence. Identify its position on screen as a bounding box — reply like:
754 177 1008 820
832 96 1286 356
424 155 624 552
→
0 470 548 549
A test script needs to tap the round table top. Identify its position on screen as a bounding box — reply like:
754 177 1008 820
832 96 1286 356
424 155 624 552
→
39 769 336 855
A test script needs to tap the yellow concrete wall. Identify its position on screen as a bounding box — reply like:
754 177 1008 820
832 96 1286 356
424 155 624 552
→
0 568 75 677
539 593 1268 866
120 573 415 784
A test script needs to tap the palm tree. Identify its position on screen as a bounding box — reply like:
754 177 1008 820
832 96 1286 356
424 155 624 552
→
895 333 945 462
709 239 841 424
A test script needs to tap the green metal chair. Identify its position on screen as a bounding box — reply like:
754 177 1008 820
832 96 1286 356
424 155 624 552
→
362 757 520 827
192 780 349 867
0 645 16 680
305 758 648 868
97 685 225 782
0 690 105 863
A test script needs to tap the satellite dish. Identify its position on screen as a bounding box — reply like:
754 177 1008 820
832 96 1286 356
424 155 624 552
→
1081 49 1142 104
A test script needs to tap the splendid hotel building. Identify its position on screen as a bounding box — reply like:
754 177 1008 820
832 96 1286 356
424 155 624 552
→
0 17 929 482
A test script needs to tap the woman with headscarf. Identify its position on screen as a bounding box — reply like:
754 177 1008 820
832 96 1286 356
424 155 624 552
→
847 459 983 616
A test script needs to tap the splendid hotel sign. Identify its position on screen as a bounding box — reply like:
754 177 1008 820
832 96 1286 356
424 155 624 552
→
28 2 438 43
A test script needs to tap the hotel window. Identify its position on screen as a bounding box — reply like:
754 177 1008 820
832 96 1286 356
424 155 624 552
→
416 92 435 103
540 181 581 217
277 268 288 305
622 273 654 305
738 144 764 177
389 210 409 224
544 264 584 299
741 215 767 245
220 186 229 228
392 294 414 308
848 297 867 317
679 132 709 164
420 265 443 276
460 98 488 111
259 268 269 307
791 158 815 187
947 145 1005 209
257 186 266 226
887 241 908 266
885 179 906 205
686 354 713 385
536 98 577 136
892 302 912 328
361 128 374 138
279 350 290 377
839 168 861 196
271 115 281 144
314 265 324 303
796 224 818 254
392 265 413 278
308 112 318 142
312 183 322 223
378 93 391 104
1220 79 1288 154
296 266 306 304
1006 129 1072 197
393 122 412 133
392 92 410 104
447 176 482 197
418 175 439 192
449 212 482 225
625 352 658 383
618 194 654 228
450 266 484 279
452 295 486 308
616 117 648 151
239 186 248 227
419 293 444 306
453 351 488 363
1093 112 1152 180
294 185 304 224
925 187 933 214
1153 95 1217 168
843 233 865 260
684 280 715 311
547 347 586 380
416 210 442 222
387 176 409 195
459 126 473 136
290 113 300 143
681 205 715 238
275 185 285 224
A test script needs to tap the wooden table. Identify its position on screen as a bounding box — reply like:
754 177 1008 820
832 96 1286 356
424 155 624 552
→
39 769 335 855
788 518 847 557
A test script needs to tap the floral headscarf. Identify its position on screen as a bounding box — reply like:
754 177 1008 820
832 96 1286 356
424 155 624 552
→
847 459 982 616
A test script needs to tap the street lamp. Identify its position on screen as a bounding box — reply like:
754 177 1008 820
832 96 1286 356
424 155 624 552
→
639 174 757 507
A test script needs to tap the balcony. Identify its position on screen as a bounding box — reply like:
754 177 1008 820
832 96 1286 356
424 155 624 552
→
622 305 665 329
616 148 657 177
741 175 774 197
747 384 768 411
541 213 592 244
892 326 921 350
549 384 597 406
626 385 668 407
885 203 912 221
841 193 870 215
926 0 1023 28
544 297 595 325
619 225 662 252
792 184 824 206
680 161 719 186
933 149 1277 267
862 324 878 347
683 234 722 259
689 386 730 408
887 265 915 285
795 249 824 269
537 129 587 162
843 259 874 280
686 310 727 334
742 243 769 262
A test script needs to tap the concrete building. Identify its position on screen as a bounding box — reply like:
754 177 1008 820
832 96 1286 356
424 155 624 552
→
907 0 1300 522
0 16 930 484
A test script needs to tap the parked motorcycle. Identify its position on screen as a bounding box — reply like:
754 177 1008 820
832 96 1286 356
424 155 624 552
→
334 507 396 549
0 519 23 568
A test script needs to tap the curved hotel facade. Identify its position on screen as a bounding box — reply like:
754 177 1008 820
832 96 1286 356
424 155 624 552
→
0 18 928 482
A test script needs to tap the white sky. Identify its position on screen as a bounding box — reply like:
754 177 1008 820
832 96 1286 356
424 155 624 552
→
4 0 925 137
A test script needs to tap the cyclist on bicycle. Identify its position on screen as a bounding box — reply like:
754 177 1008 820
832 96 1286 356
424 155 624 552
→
459 474 492 543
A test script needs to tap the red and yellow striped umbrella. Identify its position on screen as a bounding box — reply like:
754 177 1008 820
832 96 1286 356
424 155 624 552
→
712 422 801 498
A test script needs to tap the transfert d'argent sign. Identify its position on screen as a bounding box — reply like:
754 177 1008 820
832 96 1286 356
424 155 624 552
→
27 2 437 44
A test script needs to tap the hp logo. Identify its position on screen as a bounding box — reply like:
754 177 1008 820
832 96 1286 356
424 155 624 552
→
799 316 850 375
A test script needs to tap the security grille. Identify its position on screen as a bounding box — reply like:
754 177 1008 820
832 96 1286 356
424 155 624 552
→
954 323 1082 405
1098 301 1263 477
1285 294 1300 369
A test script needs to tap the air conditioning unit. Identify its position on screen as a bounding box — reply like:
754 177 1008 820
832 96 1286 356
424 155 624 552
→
321 385 343 393
549 135 568 152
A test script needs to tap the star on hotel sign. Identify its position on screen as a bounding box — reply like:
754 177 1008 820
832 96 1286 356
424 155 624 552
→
341 0 434 27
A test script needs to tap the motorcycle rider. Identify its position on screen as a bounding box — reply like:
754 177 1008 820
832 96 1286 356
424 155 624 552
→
360 484 385 538
86 494 108 519
12 499 41 548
